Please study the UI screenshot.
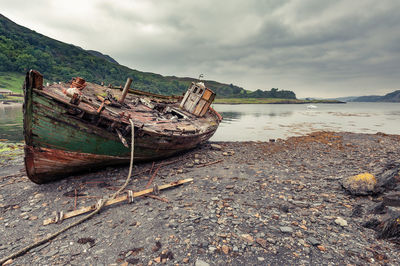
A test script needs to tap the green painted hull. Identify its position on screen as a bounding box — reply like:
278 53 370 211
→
23 71 220 183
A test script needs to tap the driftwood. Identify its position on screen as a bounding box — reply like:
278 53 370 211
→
43 178 193 225
197 159 223 168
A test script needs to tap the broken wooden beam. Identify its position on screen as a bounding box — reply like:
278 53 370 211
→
43 178 193 225
119 77 133 104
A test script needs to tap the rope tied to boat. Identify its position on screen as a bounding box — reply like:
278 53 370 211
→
0 119 136 265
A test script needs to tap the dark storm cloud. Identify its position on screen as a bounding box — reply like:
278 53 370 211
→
1 0 399 97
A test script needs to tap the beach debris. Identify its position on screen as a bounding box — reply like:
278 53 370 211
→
197 159 223 168
341 172 377 195
43 178 193 225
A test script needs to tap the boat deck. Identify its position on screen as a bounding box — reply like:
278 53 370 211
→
42 82 219 136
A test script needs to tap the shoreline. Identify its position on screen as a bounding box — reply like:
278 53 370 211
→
213 98 345 104
0 101 23 107
1 131 400 265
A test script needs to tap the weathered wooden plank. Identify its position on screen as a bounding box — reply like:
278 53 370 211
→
43 178 193 225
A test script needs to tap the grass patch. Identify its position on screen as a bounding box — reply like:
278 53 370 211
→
0 142 24 164
0 72 25 94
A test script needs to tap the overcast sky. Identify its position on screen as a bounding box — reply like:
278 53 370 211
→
1 0 400 97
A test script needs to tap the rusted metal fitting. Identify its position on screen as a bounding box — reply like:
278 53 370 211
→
71 77 86 90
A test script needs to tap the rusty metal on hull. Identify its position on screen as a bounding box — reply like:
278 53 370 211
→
23 70 222 183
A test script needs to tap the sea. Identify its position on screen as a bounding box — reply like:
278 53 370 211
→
0 102 399 143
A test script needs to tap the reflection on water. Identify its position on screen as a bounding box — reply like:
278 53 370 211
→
0 104 23 142
211 102 400 141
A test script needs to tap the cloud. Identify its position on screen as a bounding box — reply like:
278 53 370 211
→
1 0 400 97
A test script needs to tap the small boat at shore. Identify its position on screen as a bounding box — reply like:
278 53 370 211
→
23 70 222 183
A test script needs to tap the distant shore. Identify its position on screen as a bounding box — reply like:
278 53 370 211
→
214 98 345 104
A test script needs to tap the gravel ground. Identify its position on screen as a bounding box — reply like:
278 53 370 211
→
0 131 400 265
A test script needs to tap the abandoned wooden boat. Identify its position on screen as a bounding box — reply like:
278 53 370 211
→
23 70 222 183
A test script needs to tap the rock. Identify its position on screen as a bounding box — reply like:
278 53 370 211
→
210 144 222 150
20 206 32 212
377 211 400 240
279 226 294 233
257 257 265 261
351 204 364 217
317 245 326 251
377 165 400 191
195 259 210 266
383 193 400 207
221 245 229 254
307 237 321 246
241 234 254 243
369 202 387 214
256 238 267 248
363 218 381 230
208 246 217 253
335 217 348 227
341 172 377 195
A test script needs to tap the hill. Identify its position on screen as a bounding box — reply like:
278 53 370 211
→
86 50 119 65
351 90 400 102
0 14 296 99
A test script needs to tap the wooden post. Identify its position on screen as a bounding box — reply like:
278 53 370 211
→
119 77 133 103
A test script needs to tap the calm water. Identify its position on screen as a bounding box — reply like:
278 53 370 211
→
0 104 23 142
0 102 399 142
210 102 400 141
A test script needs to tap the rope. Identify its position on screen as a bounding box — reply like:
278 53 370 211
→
0 119 136 265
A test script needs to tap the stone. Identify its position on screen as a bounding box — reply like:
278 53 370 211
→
307 237 320 246
334 217 348 227
341 172 377 195
208 246 217 252
195 259 210 266
210 144 222 150
256 238 267 248
221 245 229 254
383 192 400 207
241 234 254 243
257 257 265 262
279 226 294 233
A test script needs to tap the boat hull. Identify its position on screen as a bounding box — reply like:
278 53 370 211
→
23 71 220 183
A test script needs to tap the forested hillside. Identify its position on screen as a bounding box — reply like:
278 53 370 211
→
351 90 400 102
0 14 296 99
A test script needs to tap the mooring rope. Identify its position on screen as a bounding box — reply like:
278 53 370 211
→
0 119 136 265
